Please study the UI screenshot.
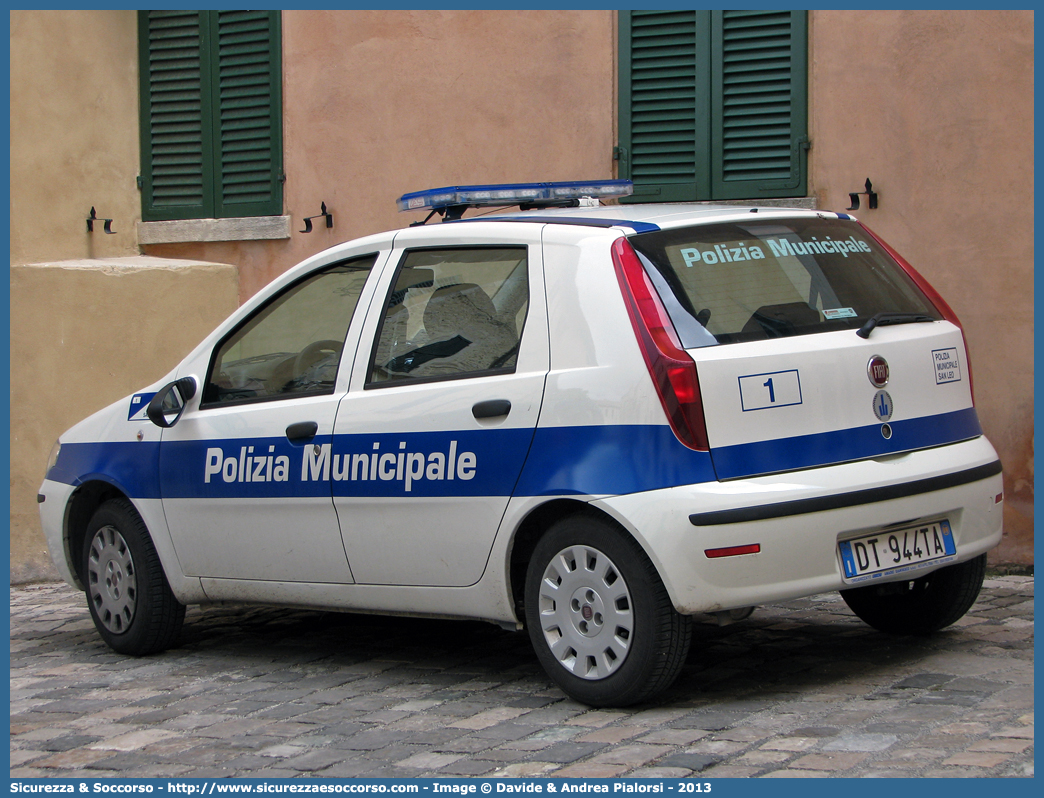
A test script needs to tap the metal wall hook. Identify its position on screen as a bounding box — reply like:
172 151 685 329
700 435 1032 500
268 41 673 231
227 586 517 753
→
847 178 878 211
86 207 116 234
301 202 333 233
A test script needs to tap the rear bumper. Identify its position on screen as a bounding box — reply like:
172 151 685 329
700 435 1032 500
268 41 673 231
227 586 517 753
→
595 436 1004 614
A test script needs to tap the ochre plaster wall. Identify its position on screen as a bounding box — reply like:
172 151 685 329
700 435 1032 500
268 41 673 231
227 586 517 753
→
10 10 141 264
142 9 617 302
809 10 1034 564
10 260 240 583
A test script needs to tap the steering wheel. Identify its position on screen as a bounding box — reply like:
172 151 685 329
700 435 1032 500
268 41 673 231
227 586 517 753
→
293 339 343 379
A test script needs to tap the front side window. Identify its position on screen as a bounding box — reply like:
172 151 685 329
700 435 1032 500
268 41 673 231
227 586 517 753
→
202 256 376 407
367 247 529 386
629 219 940 347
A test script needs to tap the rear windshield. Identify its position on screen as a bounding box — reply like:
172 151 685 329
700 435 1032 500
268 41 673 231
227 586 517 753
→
628 217 941 347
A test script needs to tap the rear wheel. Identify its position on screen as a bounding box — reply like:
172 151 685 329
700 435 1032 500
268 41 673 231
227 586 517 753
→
83 499 185 655
840 553 987 635
524 513 691 707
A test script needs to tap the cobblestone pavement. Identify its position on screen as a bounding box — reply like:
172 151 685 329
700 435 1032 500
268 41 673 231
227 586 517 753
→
10 575 1033 779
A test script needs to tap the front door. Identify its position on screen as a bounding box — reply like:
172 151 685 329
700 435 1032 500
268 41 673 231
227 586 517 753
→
159 254 381 583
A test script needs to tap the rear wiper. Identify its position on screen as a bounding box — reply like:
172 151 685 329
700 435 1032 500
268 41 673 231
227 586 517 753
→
856 312 935 339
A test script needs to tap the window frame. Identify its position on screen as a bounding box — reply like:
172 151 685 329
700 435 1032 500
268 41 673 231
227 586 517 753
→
138 10 284 222
200 254 378 410
364 245 531 390
618 10 808 203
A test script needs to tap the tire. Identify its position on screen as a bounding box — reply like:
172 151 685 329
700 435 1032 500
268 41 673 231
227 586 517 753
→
524 512 691 707
82 499 185 655
840 553 987 635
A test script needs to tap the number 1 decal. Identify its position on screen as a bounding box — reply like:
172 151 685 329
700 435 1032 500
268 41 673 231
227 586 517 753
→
739 370 802 411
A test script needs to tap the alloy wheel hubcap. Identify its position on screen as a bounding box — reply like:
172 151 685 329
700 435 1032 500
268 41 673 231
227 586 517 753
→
537 544 633 680
87 525 137 634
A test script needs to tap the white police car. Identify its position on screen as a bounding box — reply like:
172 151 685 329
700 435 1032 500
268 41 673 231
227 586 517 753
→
39 180 1003 707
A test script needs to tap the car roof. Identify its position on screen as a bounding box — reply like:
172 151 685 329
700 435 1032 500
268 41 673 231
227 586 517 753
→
449 202 846 234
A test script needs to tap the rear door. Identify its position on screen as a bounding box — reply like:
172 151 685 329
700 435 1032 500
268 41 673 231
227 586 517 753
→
629 216 980 480
331 224 550 587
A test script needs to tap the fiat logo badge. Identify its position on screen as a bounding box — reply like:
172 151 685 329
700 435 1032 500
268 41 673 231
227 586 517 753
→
868 355 889 388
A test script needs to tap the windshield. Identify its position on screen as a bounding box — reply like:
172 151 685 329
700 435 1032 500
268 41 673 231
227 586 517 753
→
628 217 941 347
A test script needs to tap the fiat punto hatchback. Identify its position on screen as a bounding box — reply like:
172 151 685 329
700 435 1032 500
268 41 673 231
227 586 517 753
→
39 180 1003 706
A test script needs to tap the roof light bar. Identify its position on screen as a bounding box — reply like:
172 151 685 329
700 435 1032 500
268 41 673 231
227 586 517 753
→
397 180 633 213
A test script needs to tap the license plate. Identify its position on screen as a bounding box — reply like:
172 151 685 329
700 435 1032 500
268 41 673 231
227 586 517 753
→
838 520 956 583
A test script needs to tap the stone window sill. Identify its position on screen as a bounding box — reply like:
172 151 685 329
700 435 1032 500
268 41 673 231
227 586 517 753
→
138 216 291 246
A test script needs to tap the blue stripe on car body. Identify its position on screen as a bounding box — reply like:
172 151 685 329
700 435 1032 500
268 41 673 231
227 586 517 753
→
48 408 983 501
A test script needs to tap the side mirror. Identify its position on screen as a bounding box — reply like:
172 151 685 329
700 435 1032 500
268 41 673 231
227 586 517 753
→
146 377 197 428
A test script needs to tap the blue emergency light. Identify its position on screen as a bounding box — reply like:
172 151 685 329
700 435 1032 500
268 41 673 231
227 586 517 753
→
397 179 633 214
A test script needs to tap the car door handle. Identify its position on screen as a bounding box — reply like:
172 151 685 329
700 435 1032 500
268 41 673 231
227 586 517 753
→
286 421 318 444
472 399 511 419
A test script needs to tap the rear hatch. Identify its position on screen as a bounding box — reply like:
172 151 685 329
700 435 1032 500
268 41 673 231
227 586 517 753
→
628 215 980 481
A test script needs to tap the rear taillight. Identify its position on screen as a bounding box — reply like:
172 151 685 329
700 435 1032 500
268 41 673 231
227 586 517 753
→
611 237 709 451
859 223 976 403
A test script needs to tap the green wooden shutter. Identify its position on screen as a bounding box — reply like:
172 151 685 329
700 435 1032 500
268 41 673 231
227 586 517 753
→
139 11 282 221
618 10 706 202
618 10 807 203
139 11 211 220
213 10 283 218
710 10 808 199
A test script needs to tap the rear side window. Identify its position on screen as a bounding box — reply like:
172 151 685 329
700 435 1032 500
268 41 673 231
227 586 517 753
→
629 218 940 347
367 247 529 386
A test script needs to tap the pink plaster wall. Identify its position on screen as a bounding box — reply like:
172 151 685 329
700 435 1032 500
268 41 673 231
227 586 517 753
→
809 10 1034 564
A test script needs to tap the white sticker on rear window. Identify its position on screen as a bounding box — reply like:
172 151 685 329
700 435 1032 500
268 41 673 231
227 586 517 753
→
823 307 857 319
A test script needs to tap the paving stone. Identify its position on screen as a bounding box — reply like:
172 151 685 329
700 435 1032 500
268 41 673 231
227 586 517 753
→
36 734 102 752
657 752 721 772
637 729 708 746
533 741 604 763
436 758 500 776
942 751 1013 768
591 743 671 767
629 766 693 778
968 737 1033 753
393 751 463 770
993 725 1034 739
469 747 534 764
821 733 898 752
893 673 955 689
281 747 360 772
576 726 643 744
790 726 841 738
547 762 628 777
789 751 870 770
759 736 819 752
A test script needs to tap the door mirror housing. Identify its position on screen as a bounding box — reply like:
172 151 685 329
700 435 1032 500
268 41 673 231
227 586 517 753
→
146 377 197 428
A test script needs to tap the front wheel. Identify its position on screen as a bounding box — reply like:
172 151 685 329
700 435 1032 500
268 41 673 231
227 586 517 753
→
840 553 987 635
524 513 691 707
83 499 185 655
